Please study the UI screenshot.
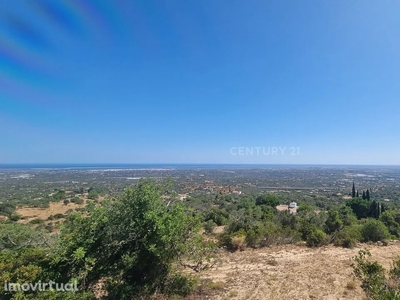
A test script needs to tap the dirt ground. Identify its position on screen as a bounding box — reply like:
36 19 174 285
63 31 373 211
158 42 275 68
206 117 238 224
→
199 241 400 300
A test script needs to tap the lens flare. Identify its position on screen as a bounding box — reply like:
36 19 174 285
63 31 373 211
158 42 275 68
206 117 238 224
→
0 0 124 99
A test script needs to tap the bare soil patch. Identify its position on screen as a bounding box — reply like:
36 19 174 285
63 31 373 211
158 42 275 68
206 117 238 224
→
199 242 400 300
16 198 87 224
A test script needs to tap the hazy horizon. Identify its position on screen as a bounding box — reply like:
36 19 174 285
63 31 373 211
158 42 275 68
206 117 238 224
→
1 162 400 169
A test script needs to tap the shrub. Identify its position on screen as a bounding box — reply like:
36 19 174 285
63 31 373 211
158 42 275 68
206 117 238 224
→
9 213 21 222
352 249 400 299
379 210 400 238
361 219 390 242
306 228 328 247
87 190 99 200
0 223 53 251
53 213 65 219
0 202 16 217
205 208 229 226
257 222 301 247
70 197 84 205
45 224 54 232
53 180 202 298
218 232 233 249
29 218 44 225
163 273 197 296
334 225 362 248
231 235 246 251
204 220 217 234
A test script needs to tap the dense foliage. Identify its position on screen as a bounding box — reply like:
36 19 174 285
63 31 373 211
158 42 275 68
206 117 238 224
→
0 180 209 299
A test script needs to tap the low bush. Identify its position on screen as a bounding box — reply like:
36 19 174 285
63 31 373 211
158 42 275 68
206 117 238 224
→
70 197 84 205
352 249 400 299
306 228 328 247
204 220 217 234
334 225 362 248
361 219 390 242
231 235 246 251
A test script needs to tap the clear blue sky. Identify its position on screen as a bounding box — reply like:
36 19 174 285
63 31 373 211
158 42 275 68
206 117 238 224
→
1 0 399 164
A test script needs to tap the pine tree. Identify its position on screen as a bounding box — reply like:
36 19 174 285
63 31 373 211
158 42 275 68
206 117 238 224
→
352 182 356 198
362 191 366 200
366 189 370 201
356 190 359 198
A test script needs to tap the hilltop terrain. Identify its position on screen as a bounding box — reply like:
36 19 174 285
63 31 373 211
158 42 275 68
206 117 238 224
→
198 242 400 300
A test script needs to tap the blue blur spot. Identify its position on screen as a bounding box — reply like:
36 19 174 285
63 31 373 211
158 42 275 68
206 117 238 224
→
5 13 51 51
29 0 83 35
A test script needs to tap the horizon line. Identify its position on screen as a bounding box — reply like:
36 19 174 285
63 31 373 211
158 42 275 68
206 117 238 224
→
1 163 400 167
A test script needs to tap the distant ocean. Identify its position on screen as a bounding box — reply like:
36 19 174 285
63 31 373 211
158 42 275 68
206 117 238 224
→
0 163 298 170
0 164 399 170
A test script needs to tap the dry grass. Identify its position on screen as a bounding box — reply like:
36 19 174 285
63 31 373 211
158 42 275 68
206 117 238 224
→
231 236 246 251
228 290 238 297
198 241 400 300
16 198 88 224
346 280 357 290
15 198 89 232
209 281 226 290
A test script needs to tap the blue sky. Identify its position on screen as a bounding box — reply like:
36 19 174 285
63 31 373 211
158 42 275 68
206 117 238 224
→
0 0 399 164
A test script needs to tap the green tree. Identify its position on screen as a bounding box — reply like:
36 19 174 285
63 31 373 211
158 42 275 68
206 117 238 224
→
0 223 53 251
338 205 358 226
87 190 99 200
361 219 390 242
0 203 16 217
205 208 229 226
255 194 280 207
53 179 201 298
237 197 256 210
379 210 400 238
346 197 370 219
370 200 381 219
325 210 343 235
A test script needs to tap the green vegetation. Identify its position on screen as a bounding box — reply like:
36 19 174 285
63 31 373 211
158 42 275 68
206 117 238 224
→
204 183 398 252
2 177 400 299
70 197 84 205
361 219 390 242
352 249 400 299
0 180 214 299
0 203 16 217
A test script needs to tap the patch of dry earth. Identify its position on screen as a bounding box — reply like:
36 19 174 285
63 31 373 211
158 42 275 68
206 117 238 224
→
199 242 400 300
